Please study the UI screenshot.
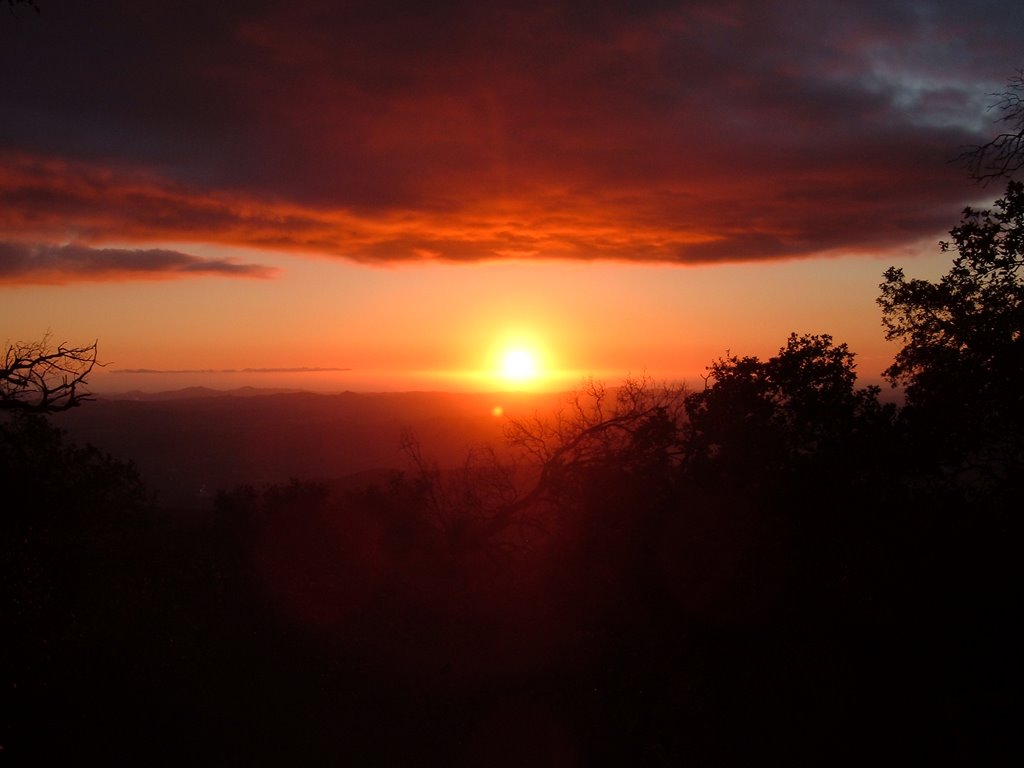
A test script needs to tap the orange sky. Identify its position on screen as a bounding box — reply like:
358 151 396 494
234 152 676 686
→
2 241 948 394
0 1 1019 394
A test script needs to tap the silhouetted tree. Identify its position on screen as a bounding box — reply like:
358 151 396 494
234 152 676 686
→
504 377 687 506
1 336 99 413
682 333 892 491
394 428 528 561
676 333 901 638
4 0 39 14
1 411 155 758
879 180 1024 493
877 177 1021 765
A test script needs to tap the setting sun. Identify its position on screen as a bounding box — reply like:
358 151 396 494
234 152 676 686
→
500 348 539 382
484 335 554 390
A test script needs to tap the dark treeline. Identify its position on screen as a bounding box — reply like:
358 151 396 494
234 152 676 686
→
3 182 1021 764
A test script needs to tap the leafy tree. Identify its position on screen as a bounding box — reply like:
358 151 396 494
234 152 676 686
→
879 180 1024 489
878 179 1022 765
682 333 891 490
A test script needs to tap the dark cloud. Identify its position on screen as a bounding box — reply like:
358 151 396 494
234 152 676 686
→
0 242 277 284
0 0 1021 271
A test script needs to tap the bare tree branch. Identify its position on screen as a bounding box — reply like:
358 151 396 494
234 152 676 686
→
394 376 687 560
960 70 1024 184
503 376 688 510
1 335 100 413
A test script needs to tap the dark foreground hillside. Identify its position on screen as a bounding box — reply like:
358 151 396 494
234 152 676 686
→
3 365 1015 765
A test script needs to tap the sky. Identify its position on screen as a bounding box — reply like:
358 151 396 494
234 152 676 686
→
1 0 1021 393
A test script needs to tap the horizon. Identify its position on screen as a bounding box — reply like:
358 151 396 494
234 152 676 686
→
9 253 923 394
85 366 903 398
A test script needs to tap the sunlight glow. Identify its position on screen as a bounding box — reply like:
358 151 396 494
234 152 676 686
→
483 333 554 390
500 348 539 382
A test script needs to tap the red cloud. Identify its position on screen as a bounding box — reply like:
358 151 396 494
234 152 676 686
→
0 1 1019 278
0 147 972 273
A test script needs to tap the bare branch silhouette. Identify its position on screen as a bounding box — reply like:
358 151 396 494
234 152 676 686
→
1 335 100 413
961 70 1024 184
504 376 687 510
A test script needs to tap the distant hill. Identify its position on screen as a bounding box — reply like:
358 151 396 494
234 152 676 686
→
99 386 307 401
54 389 566 510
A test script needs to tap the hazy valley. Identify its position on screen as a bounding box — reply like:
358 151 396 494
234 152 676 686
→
53 388 567 508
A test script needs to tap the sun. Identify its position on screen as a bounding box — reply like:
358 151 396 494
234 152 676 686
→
484 331 554 390
500 347 539 382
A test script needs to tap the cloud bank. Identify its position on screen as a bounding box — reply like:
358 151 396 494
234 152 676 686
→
1 0 1021 280
0 242 276 284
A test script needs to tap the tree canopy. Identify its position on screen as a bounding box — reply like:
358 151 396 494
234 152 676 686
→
682 333 892 490
879 180 1024 488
